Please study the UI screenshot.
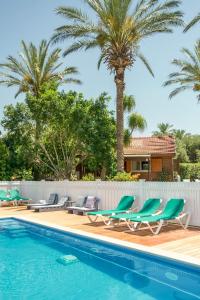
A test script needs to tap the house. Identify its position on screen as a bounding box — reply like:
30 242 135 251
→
124 136 176 181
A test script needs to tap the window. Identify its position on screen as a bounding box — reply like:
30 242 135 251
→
132 160 149 172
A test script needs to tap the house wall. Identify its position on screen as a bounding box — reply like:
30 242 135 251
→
0 181 199 226
124 155 175 181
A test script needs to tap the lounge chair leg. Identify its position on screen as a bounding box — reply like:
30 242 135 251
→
87 215 99 223
177 213 190 229
145 220 164 235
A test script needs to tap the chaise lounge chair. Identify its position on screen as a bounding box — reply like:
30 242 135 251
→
87 195 135 225
34 196 70 212
126 198 190 235
0 189 31 206
67 196 99 215
109 198 162 227
27 193 58 210
8 189 31 205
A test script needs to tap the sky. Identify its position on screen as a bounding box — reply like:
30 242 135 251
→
0 0 200 136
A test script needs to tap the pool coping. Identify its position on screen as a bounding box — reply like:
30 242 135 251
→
1 214 200 268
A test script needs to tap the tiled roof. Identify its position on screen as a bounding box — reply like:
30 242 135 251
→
124 136 176 156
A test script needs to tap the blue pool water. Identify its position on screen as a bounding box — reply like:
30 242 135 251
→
0 218 199 300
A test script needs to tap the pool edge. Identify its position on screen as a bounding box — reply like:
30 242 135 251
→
1 214 200 268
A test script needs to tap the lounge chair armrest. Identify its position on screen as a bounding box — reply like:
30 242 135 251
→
128 207 138 212
176 212 189 219
153 210 162 216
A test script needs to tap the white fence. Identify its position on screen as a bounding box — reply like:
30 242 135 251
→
0 181 200 227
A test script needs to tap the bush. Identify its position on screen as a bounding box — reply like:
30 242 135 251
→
180 163 200 181
156 169 173 182
111 172 140 181
82 173 95 181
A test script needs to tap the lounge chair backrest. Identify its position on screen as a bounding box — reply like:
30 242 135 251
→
85 196 97 209
116 195 135 210
9 189 19 199
163 199 185 218
0 190 8 197
140 198 161 214
48 193 58 204
58 196 69 205
75 196 86 207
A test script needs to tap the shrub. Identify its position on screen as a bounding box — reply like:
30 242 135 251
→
82 173 95 181
180 163 200 181
111 172 140 181
156 169 173 182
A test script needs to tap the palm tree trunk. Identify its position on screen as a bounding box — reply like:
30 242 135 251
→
115 67 125 172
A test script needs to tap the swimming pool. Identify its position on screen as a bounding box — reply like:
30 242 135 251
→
0 218 199 300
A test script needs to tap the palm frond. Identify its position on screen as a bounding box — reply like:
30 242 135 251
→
137 52 154 77
184 13 200 32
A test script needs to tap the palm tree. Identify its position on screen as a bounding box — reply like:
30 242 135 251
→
123 95 146 146
184 13 200 32
153 123 173 137
0 39 81 99
164 40 200 101
52 0 183 172
172 129 187 140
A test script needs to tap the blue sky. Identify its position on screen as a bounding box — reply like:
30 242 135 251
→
0 0 199 135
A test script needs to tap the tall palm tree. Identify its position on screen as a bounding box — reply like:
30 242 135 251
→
184 13 200 32
52 0 183 172
164 40 200 101
0 39 81 99
153 123 173 137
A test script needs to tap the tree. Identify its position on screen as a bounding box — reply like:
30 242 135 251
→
0 40 81 141
2 103 34 179
184 13 200 32
52 0 183 172
123 95 147 146
82 93 116 179
153 123 174 137
172 129 188 140
164 40 200 101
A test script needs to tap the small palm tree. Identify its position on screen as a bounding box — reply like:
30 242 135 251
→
184 13 200 32
0 39 81 98
153 123 173 137
172 129 187 140
164 40 200 101
52 0 183 172
123 95 147 146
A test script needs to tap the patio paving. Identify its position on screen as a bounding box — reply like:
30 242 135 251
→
0 206 200 260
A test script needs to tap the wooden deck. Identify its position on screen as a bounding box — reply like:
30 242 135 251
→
1 206 200 261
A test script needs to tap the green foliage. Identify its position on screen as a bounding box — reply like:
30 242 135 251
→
82 173 95 181
123 95 147 146
153 123 174 137
11 169 33 181
1 84 116 180
82 93 116 178
175 139 189 163
0 40 80 98
180 163 200 181
111 172 140 182
156 169 173 182
0 140 9 180
53 0 183 73
164 40 200 101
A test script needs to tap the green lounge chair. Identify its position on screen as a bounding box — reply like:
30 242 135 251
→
87 195 135 225
0 190 9 201
7 189 30 205
109 198 162 227
127 198 190 235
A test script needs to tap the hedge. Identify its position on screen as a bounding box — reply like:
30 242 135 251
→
179 163 200 181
